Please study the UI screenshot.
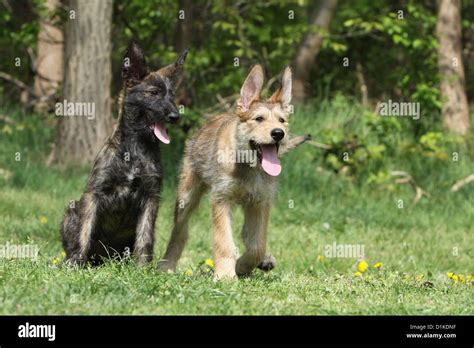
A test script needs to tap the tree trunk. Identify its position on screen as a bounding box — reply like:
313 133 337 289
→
34 0 64 113
292 0 338 102
173 0 195 108
52 0 113 166
436 0 470 135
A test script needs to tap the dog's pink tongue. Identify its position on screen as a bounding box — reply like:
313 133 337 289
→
261 144 281 176
152 123 170 144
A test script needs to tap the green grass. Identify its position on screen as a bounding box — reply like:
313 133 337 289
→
0 101 473 315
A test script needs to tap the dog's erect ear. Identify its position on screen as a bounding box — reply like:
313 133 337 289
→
237 65 264 114
268 66 292 109
122 41 148 84
157 49 188 81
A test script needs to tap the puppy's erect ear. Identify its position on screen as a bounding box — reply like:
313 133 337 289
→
268 66 292 109
237 65 264 114
122 41 148 84
157 49 188 82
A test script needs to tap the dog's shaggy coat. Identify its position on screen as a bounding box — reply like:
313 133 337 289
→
60 42 187 265
159 65 309 279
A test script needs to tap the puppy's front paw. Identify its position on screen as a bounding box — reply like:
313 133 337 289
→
257 252 276 271
156 259 176 273
213 270 237 282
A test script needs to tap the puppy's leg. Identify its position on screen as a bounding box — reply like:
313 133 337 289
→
236 202 270 276
134 198 159 265
212 199 237 280
70 193 97 266
158 167 205 272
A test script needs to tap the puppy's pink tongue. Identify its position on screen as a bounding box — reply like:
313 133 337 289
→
261 144 281 176
152 123 170 144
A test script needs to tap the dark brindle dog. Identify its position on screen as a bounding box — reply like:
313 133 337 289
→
60 41 187 265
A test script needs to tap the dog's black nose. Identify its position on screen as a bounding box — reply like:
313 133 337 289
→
166 111 180 123
271 128 285 142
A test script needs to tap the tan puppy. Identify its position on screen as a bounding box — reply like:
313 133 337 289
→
158 65 309 280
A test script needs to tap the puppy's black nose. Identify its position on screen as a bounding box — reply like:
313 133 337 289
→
271 128 285 142
166 111 179 123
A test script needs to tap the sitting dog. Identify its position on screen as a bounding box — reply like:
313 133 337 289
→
158 65 309 279
60 41 187 265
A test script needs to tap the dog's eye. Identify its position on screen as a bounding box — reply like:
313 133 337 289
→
255 116 264 122
279 117 285 123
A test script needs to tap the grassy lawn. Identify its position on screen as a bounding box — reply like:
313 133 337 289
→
0 101 473 315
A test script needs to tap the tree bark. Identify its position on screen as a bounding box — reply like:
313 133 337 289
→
174 0 195 106
34 0 64 113
436 0 470 135
292 0 338 102
52 0 113 166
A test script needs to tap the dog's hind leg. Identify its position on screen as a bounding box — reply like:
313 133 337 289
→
236 202 271 276
158 166 205 272
134 198 159 265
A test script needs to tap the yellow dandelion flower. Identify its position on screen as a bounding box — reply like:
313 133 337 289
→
40 216 48 224
373 262 383 269
316 255 325 262
466 275 473 282
415 274 424 281
452 275 459 283
52 257 61 265
358 260 368 273
447 272 454 279
354 271 362 277
2 125 13 135
459 274 465 283
184 269 193 276
205 258 214 268
61 251 66 257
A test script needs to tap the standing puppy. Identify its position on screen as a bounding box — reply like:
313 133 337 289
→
60 41 187 265
158 65 309 279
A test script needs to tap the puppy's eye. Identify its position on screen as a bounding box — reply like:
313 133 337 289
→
279 117 286 123
150 89 160 95
255 116 264 122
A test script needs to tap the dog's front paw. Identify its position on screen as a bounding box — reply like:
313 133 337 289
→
257 252 276 271
136 254 153 266
213 270 237 282
64 253 87 268
156 259 176 273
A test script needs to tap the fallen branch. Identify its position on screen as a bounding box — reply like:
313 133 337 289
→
306 140 332 150
451 173 474 192
0 71 35 96
0 114 15 125
390 170 430 205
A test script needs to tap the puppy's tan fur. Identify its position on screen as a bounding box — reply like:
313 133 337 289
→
158 65 308 280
